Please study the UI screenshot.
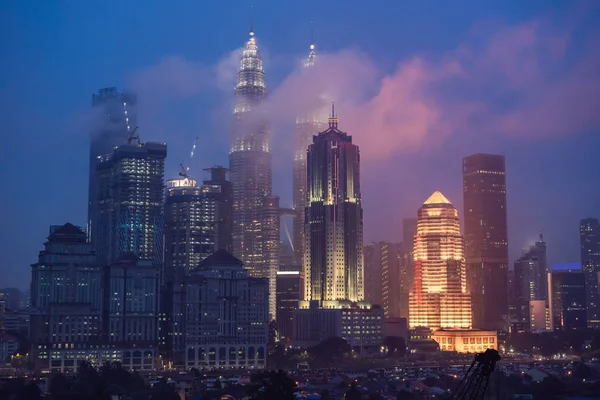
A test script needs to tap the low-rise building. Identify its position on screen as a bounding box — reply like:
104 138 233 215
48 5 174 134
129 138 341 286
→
293 301 383 352
431 329 497 353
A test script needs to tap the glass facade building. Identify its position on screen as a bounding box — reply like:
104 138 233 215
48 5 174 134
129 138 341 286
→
96 142 166 266
462 154 509 330
580 218 600 328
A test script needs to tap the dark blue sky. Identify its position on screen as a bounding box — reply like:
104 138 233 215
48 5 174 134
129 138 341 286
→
1 0 598 289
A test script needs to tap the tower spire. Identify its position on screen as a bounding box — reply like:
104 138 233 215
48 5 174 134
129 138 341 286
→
328 101 338 129
304 21 316 67
249 5 254 36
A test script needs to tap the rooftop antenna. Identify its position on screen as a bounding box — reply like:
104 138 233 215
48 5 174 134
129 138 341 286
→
310 20 315 49
328 101 338 128
249 5 254 36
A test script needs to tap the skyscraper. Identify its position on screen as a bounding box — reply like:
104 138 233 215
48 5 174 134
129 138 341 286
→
88 88 135 243
381 242 402 318
580 218 600 328
229 29 278 318
164 167 233 284
409 191 472 330
301 107 364 306
363 242 383 306
161 167 233 361
462 154 509 330
96 140 167 266
292 41 327 267
513 234 548 329
548 267 587 330
400 218 418 319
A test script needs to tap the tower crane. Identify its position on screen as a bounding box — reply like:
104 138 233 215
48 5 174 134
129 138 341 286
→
127 126 140 144
179 136 199 179
451 349 501 400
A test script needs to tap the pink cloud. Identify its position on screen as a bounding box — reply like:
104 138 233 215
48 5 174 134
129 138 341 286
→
265 10 600 158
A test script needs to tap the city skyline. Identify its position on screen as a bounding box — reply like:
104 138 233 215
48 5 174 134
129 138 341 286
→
2 1 600 288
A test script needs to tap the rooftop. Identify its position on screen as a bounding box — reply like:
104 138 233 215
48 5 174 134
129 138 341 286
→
423 190 452 205
199 250 244 268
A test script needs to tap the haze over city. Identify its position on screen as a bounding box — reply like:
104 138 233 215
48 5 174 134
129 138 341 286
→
1 0 599 289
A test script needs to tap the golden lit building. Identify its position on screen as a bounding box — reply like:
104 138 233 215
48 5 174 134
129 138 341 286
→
432 330 497 353
409 191 472 330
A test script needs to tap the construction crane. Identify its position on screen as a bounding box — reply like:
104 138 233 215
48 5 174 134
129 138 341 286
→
179 136 199 179
452 349 501 400
127 126 140 144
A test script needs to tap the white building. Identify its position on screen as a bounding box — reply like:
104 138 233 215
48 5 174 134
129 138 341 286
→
184 250 269 369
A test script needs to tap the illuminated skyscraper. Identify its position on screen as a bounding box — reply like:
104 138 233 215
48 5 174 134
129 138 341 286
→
88 87 135 243
96 141 166 266
409 191 471 330
463 154 509 330
292 41 327 267
580 218 600 328
229 29 279 319
164 167 233 284
301 107 364 306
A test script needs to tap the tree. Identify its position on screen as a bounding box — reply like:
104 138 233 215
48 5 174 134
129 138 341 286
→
383 336 406 357
214 379 223 390
396 390 413 400
309 337 351 364
49 373 70 398
248 370 298 400
149 379 179 400
15 381 42 400
345 382 361 400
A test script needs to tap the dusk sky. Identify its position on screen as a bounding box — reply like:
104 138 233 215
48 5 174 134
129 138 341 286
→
1 0 599 290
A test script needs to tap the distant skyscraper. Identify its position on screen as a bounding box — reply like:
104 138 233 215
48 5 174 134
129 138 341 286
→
400 218 418 319
276 268 303 341
301 107 364 307
88 87 135 243
164 167 233 284
548 267 587 330
229 29 279 319
96 140 167 266
29 223 102 373
161 167 233 361
381 242 402 318
363 242 382 306
513 235 548 329
462 154 509 330
580 218 600 328
292 41 327 267
409 191 472 330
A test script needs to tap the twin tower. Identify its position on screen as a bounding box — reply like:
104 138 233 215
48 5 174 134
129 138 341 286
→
229 30 364 316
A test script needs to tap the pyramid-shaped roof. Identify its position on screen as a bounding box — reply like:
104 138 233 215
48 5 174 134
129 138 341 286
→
423 190 452 205
199 250 244 268
53 222 84 235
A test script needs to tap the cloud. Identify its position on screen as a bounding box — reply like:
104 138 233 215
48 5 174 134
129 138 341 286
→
121 5 600 162
261 10 600 159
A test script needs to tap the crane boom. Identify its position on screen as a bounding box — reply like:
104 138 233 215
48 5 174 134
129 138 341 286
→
179 136 199 179
452 349 501 400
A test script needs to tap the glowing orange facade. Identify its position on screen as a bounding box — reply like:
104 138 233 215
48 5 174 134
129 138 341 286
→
409 191 472 330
